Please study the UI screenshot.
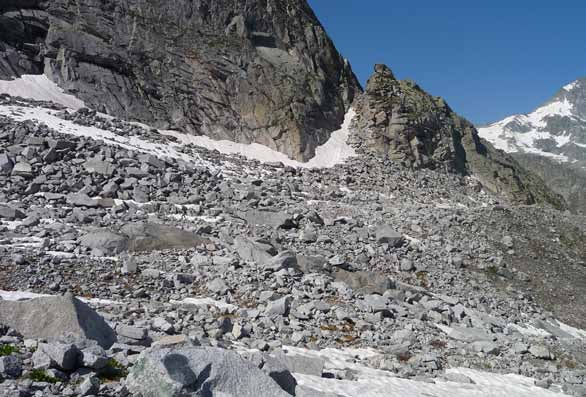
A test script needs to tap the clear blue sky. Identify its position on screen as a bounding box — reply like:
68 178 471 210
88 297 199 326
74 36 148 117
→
308 1 585 124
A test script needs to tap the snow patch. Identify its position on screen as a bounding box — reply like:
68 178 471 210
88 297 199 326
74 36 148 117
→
161 108 357 168
0 290 119 306
285 346 563 397
563 81 578 91
170 297 238 313
0 75 85 109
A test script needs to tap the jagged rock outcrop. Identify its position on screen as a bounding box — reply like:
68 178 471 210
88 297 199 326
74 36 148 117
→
351 64 566 208
0 0 360 161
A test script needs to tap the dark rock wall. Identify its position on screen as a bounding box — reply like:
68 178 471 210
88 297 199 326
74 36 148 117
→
0 0 361 161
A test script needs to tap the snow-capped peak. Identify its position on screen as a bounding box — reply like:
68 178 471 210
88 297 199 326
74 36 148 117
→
478 78 586 165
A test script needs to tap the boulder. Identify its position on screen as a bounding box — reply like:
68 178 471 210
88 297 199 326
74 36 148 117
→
0 294 116 348
121 222 209 252
126 346 291 397
0 204 25 220
79 230 129 255
239 210 296 229
333 269 395 294
375 225 403 247
234 236 277 265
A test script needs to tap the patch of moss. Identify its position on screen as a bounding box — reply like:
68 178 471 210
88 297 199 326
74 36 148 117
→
98 358 129 382
29 369 58 384
0 344 18 356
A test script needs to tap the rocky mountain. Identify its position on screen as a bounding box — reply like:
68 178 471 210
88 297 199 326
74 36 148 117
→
350 64 565 209
478 79 586 213
0 1 585 396
0 0 360 161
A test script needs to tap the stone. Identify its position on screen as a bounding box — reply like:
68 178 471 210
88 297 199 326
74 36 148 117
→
442 326 493 343
0 204 25 220
265 296 292 317
116 325 148 341
83 159 115 176
78 375 100 396
79 230 128 255
126 346 291 396
121 255 138 274
0 294 116 348
239 210 296 229
333 269 394 294
11 161 32 177
375 225 403 247
265 251 298 272
234 237 277 265
206 278 230 295
0 152 13 173
529 345 554 360
120 222 209 252
0 355 22 377
36 343 80 371
81 346 108 370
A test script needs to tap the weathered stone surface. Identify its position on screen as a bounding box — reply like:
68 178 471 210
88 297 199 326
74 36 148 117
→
126 346 291 396
120 222 209 252
351 64 566 208
0 294 116 348
79 230 129 255
1 0 360 161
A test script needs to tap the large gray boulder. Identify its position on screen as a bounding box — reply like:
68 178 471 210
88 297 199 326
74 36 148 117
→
79 223 210 254
234 236 277 265
79 230 129 255
126 346 292 397
0 294 116 349
120 222 210 252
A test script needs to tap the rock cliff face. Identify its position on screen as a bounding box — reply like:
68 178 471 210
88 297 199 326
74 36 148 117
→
0 0 360 161
351 64 566 208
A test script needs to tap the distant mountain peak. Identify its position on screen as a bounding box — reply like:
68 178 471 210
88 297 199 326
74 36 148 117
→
478 78 586 165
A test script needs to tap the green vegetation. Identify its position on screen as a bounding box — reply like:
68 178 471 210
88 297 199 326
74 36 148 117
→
98 358 129 382
29 369 58 383
0 344 18 356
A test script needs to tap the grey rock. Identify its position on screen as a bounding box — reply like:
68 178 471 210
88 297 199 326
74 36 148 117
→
529 345 554 360
116 325 148 341
0 152 13 173
234 236 277 265
79 230 129 255
36 343 80 371
0 294 116 348
0 355 22 378
0 205 25 220
265 296 292 317
126 346 291 396
375 225 403 247
333 269 394 294
78 375 100 396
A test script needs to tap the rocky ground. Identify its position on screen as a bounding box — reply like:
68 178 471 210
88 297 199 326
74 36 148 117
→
0 95 585 396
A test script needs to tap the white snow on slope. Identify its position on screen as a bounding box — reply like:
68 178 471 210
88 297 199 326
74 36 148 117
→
478 98 577 162
0 290 119 306
563 81 578 91
0 105 214 169
0 75 357 169
284 346 564 397
0 75 85 109
161 108 357 168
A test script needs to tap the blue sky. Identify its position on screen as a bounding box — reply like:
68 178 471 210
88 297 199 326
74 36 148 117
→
308 1 585 124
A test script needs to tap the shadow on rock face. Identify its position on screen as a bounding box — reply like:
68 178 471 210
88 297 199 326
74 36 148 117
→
162 353 198 387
